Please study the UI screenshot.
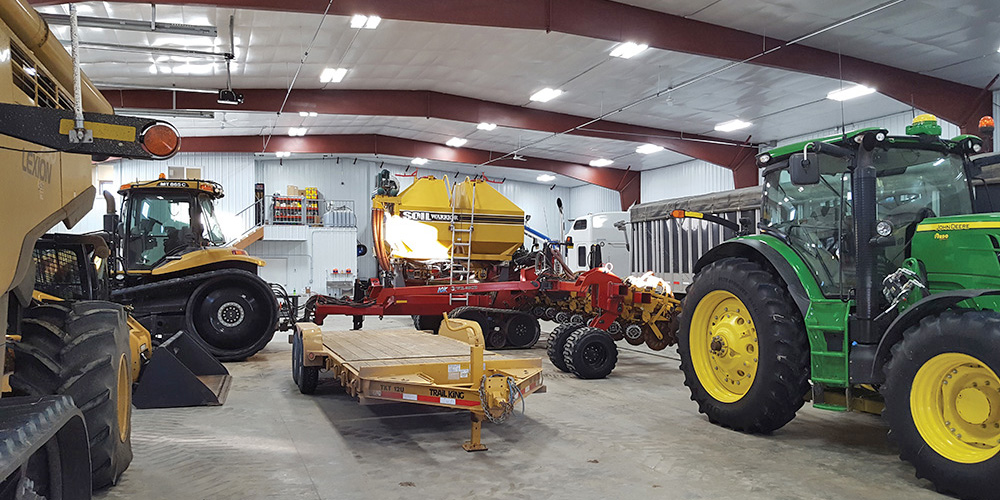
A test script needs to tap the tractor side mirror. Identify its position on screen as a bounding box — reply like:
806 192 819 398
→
789 152 821 185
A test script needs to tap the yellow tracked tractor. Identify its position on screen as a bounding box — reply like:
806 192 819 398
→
102 177 278 361
0 0 203 495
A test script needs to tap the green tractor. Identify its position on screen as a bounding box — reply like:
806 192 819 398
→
678 114 999 499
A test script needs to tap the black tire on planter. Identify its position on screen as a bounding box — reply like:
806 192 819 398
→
292 332 318 395
10 301 134 489
677 257 810 433
449 307 498 347
881 311 1000 500
546 323 585 372
412 314 443 332
185 271 279 361
504 314 540 348
562 327 618 379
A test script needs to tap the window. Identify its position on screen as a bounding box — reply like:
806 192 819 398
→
573 219 587 230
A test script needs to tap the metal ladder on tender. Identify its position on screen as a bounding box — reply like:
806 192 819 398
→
448 180 477 304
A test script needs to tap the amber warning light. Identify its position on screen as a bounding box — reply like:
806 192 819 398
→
141 123 181 159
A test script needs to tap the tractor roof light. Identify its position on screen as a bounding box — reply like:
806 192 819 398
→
905 113 942 137
141 123 181 159
980 116 995 135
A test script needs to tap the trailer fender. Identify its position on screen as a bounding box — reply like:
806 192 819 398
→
297 322 325 367
694 239 811 317
870 289 1000 382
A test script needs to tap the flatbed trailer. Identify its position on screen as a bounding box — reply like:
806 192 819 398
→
291 316 545 450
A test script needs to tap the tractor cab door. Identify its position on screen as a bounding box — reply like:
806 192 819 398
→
123 191 201 270
762 158 856 298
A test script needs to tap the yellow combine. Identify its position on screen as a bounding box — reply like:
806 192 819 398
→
0 0 182 493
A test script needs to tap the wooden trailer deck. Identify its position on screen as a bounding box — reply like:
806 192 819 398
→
292 318 545 450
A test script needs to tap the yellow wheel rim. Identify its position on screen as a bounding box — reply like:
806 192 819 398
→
911 353 1000 464
116 354 131 443
689 290 758 403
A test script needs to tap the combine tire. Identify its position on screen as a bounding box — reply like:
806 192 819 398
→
678 257 809 433
546 323 585 372
882 311 1000 500
504 314 540 348
186 272 278 361
562 327 618 379
412 315 443 332
291 333 319 394
10 301 133 489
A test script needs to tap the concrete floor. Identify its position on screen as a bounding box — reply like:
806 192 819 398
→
97 315 949 500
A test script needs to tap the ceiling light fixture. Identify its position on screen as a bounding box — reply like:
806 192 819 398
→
530 88 563 102
609 41 649 59
714 119 752 132
589 158 613 167
477 122 497 131
350 14 381 29
411 157 429 165
298 111 318 117
826 84 876 101
635 143 664 154
275 151 291 158
537 174 556 182
288 127 308 137
446 137 468 147
320 67 348 83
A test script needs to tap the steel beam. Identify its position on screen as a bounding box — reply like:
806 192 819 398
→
180 134 642 209
47 0 994 133
102 88 758 180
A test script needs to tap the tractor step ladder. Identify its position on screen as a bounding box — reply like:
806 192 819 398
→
449 180 477 305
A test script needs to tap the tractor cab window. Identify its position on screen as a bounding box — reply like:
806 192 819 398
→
762 160 853 297
871 148 972 274
125 193 199 269
762 144 973 299
198 195 227 246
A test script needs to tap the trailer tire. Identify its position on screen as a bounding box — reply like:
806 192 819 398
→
562 327 618 379
10 301 133 489
678 257 809 433
412 315 443 332
546 323 584 372
292 332 319 395
881 311 1000 500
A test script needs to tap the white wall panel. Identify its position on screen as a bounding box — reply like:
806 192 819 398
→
640 160 734 203
567 184 620 219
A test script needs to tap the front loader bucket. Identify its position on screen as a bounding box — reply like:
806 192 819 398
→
132 331 233 409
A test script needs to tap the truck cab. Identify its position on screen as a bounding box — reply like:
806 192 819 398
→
565 211 630 275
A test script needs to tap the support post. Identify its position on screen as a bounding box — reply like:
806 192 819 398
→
463 412 488 452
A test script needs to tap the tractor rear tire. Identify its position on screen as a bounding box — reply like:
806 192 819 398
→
186 272 278 361
882 311 1000 500
562 327 618 379
291 332 319 395
412 314 443 332
546 323 585 372
10 301 134 489
678 257 810 433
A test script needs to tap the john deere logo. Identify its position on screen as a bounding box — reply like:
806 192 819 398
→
933 223 971 231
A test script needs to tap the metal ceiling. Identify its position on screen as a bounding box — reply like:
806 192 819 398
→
29 0 1000 198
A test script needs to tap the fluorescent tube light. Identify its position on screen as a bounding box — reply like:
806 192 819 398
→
530 88 562 102
477 122 497 131
589 158 613 167
636 143 664 154
826 84 876 101
320 67 347 83
714 119 752 132
610 42 648 59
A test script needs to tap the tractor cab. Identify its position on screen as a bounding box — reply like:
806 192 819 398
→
757 117 978 298
117 178 227 271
